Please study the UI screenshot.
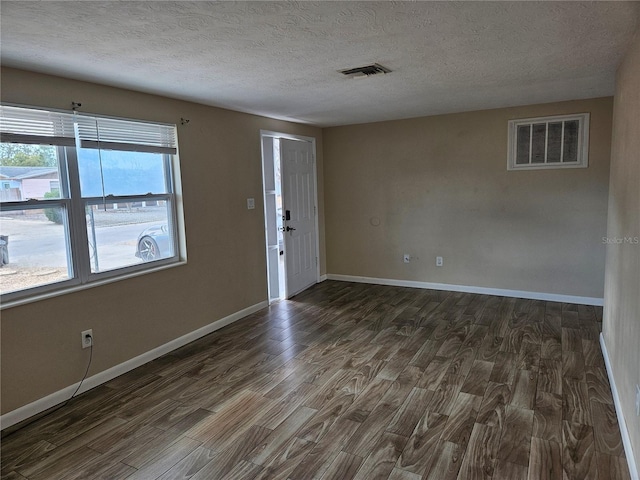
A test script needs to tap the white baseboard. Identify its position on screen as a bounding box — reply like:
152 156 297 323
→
319 274 327 282
0 300 268 431
600 333 639 480
326 274 604 306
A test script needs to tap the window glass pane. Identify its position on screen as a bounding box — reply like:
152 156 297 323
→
546 122 563 163
531 123 546 164
563 120 579 163
77 148 168 197
0 207 72 294
516 125 530 164
86 200 174 273
0 143 64 200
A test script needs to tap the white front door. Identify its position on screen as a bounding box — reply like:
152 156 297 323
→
281 138 317 297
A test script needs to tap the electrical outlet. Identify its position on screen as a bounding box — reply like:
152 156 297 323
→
246 198 255 210
436 256 443 267
81 329 93 349
636 384 640 416
403 254 410 263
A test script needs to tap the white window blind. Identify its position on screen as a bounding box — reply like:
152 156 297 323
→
76 116 177 154
0 105 76 146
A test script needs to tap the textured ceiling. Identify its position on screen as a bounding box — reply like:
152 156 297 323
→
1 1 639 127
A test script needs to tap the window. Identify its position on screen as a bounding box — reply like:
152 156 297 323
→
0 105 183 303
507 113 589 170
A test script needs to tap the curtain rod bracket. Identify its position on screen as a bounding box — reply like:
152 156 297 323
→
71 101 82 111
180 117 190 126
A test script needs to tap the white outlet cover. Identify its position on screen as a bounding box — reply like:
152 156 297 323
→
81 329 93 349
247 198 255 209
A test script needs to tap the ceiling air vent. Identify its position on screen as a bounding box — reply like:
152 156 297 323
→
339 63 391 79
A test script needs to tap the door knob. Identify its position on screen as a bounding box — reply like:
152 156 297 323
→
286 226 296 232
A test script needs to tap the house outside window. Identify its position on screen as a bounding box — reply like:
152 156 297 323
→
0 105 184 304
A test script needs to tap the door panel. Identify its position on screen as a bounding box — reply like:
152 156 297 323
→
281 138 317 297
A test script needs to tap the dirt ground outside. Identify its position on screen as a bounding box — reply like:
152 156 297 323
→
0 266 68 294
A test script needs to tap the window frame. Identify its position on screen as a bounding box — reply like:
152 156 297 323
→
82 193 178 281
507 113 590 171
0 198 80 296
0 104 185 307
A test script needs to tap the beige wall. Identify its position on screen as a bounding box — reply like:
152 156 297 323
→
324 98 612 299
0 67 325 414
604 29 640 474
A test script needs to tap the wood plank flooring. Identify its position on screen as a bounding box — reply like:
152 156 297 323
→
0 281 630 480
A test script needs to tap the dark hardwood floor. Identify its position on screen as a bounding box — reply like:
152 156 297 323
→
0 281 630 479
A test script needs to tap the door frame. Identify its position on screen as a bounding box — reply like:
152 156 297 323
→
260 130 320 301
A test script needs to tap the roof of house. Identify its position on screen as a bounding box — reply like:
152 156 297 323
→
0 166 58 180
